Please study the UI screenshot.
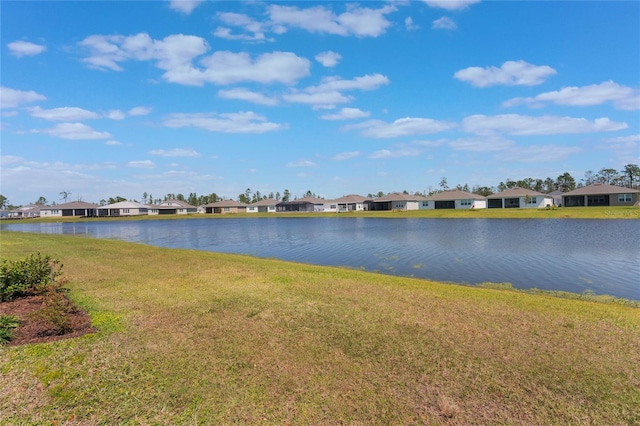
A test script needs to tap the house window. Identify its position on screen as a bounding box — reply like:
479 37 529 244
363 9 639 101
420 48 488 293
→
394 203 404 209
619 194 632 202
123 209 130 213
224 207 229 212
460 199 472 206
330 205 337 209
422 201 429 207
527 197 537 204
52 210 59 214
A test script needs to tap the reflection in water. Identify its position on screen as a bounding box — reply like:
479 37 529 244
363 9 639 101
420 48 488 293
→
3 217 639 300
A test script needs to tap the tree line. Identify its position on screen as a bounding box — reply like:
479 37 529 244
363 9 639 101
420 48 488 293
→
1 164 638 210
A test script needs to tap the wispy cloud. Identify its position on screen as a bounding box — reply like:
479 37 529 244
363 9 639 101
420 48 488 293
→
163 111 287 133
454 60 557 87
149 148 201 157
0 86 46 109
7 40 47 57
432 17 456 30
462 114 627 136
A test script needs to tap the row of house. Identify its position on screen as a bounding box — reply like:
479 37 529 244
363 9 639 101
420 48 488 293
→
6 183 639 219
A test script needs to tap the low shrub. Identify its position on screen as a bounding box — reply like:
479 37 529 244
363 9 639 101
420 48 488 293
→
0 314 20 345
28 289 74 336
0 253 63 301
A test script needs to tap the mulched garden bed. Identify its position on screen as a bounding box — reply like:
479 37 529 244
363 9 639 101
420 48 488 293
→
1 294 95 346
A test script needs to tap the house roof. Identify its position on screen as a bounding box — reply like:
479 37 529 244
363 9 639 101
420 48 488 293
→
333 194 369 203
204 200 248 208
11 204 41 212
252 198 278 206
424 190 485 201
41 201 99 210
279 196 325 205
563 183 640 196
371 193 427 202
99 201 148 209
487 187 550 198
157 199 197 209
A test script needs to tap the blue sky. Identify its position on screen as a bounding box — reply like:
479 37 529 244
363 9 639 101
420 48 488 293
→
1 0 639 205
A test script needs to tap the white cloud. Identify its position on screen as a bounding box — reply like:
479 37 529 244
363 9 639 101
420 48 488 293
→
128 160 156 168
331 151 360 161
200 51 310 85
217 88 279 106
604 134 640 143
315 51 342 67
422 0 481 10
454 60 557 87
462 114 628 136
495 145 582 162
106 110 126 120
283 91 353 109
267 4 397 38
27 106 100 121
7 41 47 57
163 111 287 133
503 81 640 111
345 117 457 138
321 108 370 120
149 148 201 157
308 73 390 93
128 106 152 116
79 33 310 87
37 122 112 140
168 0 204 15
369 145 423 159
214 12 273 42
0 86 46 109
448 136 515 151
432 17 457 30
105 140 122 146
405 17 419 31
286 160 318 167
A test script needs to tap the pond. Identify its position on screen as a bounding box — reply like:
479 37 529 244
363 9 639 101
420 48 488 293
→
3 217 639 300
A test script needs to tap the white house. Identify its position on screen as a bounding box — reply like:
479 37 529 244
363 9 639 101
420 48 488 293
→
247 198 278 213
367 193 430 211
486 187 553 209
333 194 369 212
40 201 99 218
423 190 487 210
148 199 197 215
97 201 149 217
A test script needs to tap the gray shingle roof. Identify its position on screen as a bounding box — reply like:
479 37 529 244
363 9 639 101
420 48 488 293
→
563 183 640 196
487 187 549 198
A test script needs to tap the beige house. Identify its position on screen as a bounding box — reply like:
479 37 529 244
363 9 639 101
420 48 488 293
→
204 200 248 214
333 194 369 212
246 198 278 213
487 187 553 209
40 201 99 218
423 190 487 210
98 201 149 217
148 200 197 215
562 183 640 207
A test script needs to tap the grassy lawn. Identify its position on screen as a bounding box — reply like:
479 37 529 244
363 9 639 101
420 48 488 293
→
2 205 639 224
1 231 639 425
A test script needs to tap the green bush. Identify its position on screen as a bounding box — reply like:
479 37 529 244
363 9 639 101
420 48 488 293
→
0 314 20 345
0 253 63 301
28 289 73 336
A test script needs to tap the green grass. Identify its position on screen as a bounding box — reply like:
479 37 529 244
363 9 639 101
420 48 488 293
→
1 231 639 425
2 205 639 224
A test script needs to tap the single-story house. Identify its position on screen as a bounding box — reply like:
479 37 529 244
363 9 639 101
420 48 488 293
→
333 194 369 212
40 201 99 218
423 190 487 210
366 193 430 211
562 183 640 207
277 196 326 212
148 199 197 215
204 200 248 214
247 198 278 213
486 187 553 209
97 201 149 217
548 190 564 207
8 204 41 218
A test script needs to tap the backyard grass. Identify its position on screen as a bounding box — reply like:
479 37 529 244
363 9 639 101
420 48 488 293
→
1 231 639 425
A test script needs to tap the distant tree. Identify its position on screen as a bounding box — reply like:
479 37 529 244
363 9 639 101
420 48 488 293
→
238 192 250 203
376 191 384 198
623 164 640 188
582 170 596 186
142 192 148 204
275 192 281 201
596 168 619 185
147 194 153 205
108 196 127 204
176 194 185 201
99 199 107 206
268 192 275 200
59 191 71 202
473 186 494 196
0 194 7 209
456 184 470 192
187 192 198 206
555 172 576 192
439 177 449 191
305 190 313 198
34 196 47 205
282 189 291 202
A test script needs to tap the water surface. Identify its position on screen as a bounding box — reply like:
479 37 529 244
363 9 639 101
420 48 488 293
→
3 218 639 300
